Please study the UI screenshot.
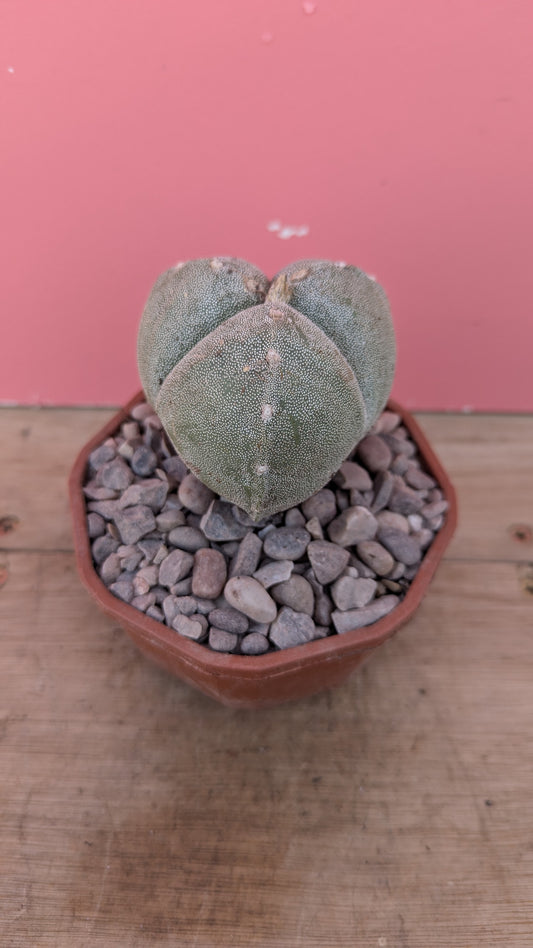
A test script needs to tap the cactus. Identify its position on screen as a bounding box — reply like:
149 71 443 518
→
137 257 396 520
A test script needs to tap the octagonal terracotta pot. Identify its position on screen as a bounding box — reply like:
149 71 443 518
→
69 392 457 708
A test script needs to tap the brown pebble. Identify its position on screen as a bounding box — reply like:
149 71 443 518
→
356 434 393 472
192 548 227 599
355 540 395 576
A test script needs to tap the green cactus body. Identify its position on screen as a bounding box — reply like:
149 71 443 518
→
137 258 396 520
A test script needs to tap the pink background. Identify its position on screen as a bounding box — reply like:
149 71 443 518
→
1 0 531 410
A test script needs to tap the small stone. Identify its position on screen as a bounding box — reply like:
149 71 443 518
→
119 478 168 511
173 596 198 616
248 621 270 634
331 595 400 633
405 466 437 490
270 607 316 649
87 512 105 538
158 549 194 588
146 604 164 622
263 526 311 561
131 445 158 477
371 411 401 434
422 500 449 519
156 509 187 532
304 517 323 540
224 576 277 623
355 540 395 576
314 625 330 639
172 614 207 641
162 456 189 487
336 490 349 511
407 513 424 532
83 481 118 501
100 553 122 584
389 562 406 580
327 506 378 547
240 632 270 655
191 597 216 615
333 460 373 491
349 555 376 579
137 564 159 587
208 607 249 635
376 510 410 534
117 544 143 571
114 505 156 545
257 523 276 540
307 540 350 584
229 532 263 578
91 534 119 565
383 433 417 457
192 548 227 599
371 470 394 512
109 579 134 603
271 575 315 616
136 538 161 562
121 420 140 441
219 541 241 558
284 507 307 528
391 455 410 475
170 577 193 595
89 442 116 470
132 592 157 612
356 434 393 472
130 401 153 421
253 559 293 588
208 628 239 653
178 473 215 515
388 483 425 515
163 595 180 624
231 505 267 528
168 525 209 552
315 590 333 626
411 528 434 551
382 579 403 593
87 500 120 521
200 500 249 541
377 528 421 566
330 576 377 611
301 488 337 526
99 457 134 491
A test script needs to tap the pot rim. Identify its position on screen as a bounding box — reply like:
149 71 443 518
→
69 391 458 681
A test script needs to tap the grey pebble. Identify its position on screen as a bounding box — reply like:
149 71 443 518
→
330 575 377 611
305 517 323 540
376 510 410 534
87 512 105 538
83 482 118 501
92 534 119 565
170 577 193 595
168 525 209 552
119 478 168 511
200 500 249 542
114 505 157 545
404 466 437 490
109 579 134 603
422 500 449 519
156 509 187 532
99 457 134 491
240 633 270 655
100 553 122 584
371 411 401 434
333 460 373 491
335 490 349 511
174 596 199 616
307 540 350 585
208 628 239 653
208 607 249 635
271 575 315 616
131 445 158 477
263 526 310 561
178 473 215 515
158 549 194 588
327 506 378 547
193 598 217 615
130 402 154 421
371 470 394 512
229 532 263 578
253 559 293 588
356 434 392 472
89 442 116 470
390 455 410 475
356 540 395 576
270 607 316 649
377 527 421 566
192 548 227 599
131 592 157 612
224 576 278 623
331 594 400 633
285 507 307 528
388 483 425 515
146 604 164 622
87 499 120 521
161 455 189 487
172 613 207 641
300 488 337 526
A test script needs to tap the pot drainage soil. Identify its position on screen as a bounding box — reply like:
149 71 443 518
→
82 401 448 655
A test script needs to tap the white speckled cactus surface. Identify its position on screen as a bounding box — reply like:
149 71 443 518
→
137 258 396 520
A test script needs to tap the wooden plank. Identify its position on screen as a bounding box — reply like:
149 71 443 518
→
1 551 532 946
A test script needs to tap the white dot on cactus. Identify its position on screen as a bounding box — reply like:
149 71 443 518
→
173 261 186 270
266 349 281 366
261 404 274 422
334 261 347 268
256 465 269 475
210 258 223 271
368 274 377 282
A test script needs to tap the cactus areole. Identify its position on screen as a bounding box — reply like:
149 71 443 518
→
137 258 396 521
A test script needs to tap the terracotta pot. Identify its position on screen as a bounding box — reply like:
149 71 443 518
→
70 392 457 708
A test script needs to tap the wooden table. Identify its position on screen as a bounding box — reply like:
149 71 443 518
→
1 408 532 947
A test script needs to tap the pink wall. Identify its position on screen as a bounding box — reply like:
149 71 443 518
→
1 0 532 410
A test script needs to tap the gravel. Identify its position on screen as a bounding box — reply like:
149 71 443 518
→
84 401 449 654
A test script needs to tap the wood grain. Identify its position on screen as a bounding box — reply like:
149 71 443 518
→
1 408 533 946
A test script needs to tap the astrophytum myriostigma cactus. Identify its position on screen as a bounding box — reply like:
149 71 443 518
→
137 257 396 520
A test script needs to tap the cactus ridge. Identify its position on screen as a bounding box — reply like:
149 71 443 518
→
137 257 396 519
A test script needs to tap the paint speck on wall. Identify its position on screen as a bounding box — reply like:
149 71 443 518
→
261 31 274 44
267 221 310 240
302 2 317 14
7 66 15 74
